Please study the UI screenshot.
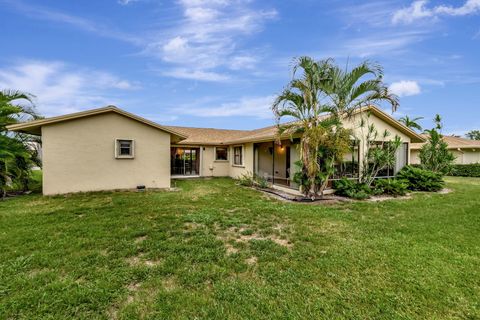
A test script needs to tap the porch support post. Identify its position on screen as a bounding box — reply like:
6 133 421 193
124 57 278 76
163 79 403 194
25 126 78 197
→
358 138 367 183
272 141 275 185
253 144 256 176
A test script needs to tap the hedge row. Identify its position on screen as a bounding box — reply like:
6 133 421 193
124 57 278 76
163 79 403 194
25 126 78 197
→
449 164 480 177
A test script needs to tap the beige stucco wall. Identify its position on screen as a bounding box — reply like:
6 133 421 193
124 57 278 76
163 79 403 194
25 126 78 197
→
255 142 274 178
411 148 480 165
200 146 230 177
343 113 412 172
450 149 480 164
345 113 411 143
462 150 480 164
452 150 464 164
42 112 171 195
229 143 254 178
411 150 421 164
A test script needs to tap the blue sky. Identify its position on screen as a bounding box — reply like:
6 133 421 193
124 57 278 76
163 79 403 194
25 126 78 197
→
0 0 479 134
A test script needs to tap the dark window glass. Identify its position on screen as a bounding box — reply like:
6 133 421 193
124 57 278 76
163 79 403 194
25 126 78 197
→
118 140 132 156
216 147 228 160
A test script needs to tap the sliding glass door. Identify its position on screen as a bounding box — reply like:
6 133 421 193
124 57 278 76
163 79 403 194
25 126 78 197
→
171 147 200 176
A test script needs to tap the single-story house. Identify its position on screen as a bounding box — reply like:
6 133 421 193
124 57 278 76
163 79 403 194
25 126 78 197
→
7 105 425 195
410 135 480 165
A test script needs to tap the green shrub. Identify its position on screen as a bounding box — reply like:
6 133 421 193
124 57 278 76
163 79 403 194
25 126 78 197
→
349 190 371 200
333 178 371 200
373 178 408 197
255 176 270 189
419 115 456 175
450 164 480 177
237 172 255 187
332 178 355 196
236 172 270 188
28 170 43 193
397 166 444 192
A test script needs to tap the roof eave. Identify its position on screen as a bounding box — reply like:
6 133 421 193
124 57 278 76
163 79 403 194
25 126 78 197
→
6 106 188 140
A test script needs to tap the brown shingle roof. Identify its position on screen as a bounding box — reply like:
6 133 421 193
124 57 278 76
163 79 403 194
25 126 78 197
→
7 105 426 145
228 105 426 144
411 134 480 150
169 105 426 145
164 126 252 145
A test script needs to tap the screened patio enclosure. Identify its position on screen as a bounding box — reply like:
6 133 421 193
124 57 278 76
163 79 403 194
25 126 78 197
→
253 139 382 190
254 140 300 189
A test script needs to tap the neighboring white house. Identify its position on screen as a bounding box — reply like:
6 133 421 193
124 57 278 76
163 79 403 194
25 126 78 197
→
411 135 480 165
7 105 425 195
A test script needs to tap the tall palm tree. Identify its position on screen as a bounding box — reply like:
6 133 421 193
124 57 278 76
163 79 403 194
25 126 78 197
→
273 58 356 198
272 57 399 198
272 57 338 198
0 89 39 198
466 130 480 140
398 115 423 131
320 60 399 117
0 89 37 132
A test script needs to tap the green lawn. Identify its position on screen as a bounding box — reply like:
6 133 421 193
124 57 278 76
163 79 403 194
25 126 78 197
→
1 177 479 319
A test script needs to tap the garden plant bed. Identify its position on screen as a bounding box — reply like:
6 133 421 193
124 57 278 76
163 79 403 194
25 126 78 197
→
257 186 452 203
257 186 351 204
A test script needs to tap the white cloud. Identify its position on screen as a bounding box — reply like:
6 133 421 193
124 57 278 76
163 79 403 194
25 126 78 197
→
0 60 139 116
162 68 230 82
337 1 399 28
435 0 480 15
144 0 277 81
3 0 141 45
5 0 276 81
229 55 258 70
184 6 220 21
392 1 433 24
176 95 276 119
118 0 139 5
341 31 426 57
393 0 480 24
389 80 421 97
139 114 178 123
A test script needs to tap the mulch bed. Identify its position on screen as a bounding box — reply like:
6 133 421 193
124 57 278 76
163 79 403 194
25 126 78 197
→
256 187 453 204
256 187 351 204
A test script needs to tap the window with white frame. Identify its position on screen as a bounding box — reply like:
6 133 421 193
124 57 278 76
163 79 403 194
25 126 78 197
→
215 147 228 161
116 139 134 158
233 146 243 165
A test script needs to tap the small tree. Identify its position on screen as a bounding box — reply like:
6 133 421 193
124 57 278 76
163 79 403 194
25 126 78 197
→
420 114 455 175
466 130 480 140
358 114 402 186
